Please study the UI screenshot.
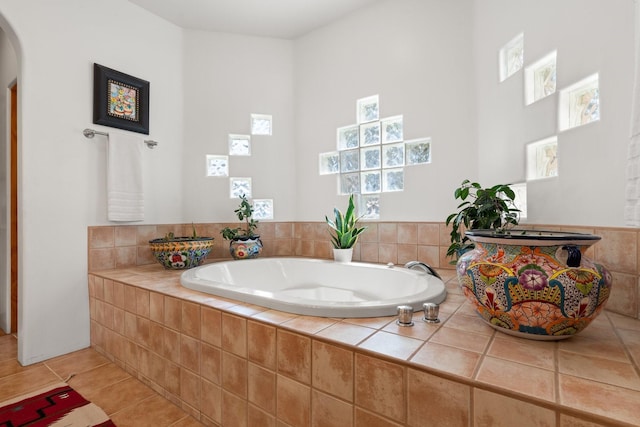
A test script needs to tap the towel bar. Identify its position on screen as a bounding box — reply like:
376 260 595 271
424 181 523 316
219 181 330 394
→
83 128 158 149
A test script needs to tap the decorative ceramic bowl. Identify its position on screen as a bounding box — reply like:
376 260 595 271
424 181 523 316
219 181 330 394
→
456 230 612 340
229 236 263 260
149 237 214 269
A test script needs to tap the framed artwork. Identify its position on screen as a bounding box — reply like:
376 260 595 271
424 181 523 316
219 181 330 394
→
93 63 150 134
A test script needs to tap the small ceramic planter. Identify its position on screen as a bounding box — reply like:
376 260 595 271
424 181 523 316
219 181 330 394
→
229 236 263 259
149 237 214 269
333 248 354 263
456 229 612 340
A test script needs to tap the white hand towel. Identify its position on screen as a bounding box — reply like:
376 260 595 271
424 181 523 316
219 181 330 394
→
107 132 144 221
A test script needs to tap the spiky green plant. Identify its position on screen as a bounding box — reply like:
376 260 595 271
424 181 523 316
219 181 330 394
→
325 194 368 249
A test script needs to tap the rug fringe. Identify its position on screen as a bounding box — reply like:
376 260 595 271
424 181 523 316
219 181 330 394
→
63 373 75 382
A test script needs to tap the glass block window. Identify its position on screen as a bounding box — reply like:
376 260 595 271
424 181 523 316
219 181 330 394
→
228 134 251 156
381 116 403 143
230 177 252 198
559 73 600 131
253 199 274 220
499 33 524 82
361 170 381 194
251 114 272 135
340 149 360 173
382 168 404 192
319 152 340 175
360 121 381 145
357 95 379 124
526 136 558 180
337 125 359 150
206 155 229 177
524 51 557 105
359 194 380 219
405 138 431 165
382 143 405 168
510 182 527 220
322 95 432 207
360 146 381 170
340 172 360 195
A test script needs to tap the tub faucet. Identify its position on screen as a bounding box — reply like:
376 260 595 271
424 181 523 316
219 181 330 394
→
404 261 442 280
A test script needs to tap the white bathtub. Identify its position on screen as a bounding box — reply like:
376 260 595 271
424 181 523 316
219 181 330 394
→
180 257 447 318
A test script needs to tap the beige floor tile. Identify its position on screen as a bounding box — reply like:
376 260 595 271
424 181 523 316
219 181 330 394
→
80 377 156 416
110 394 189 427
315 322 375 346
0 365 60 402
44 347 111 379
68 362 132 395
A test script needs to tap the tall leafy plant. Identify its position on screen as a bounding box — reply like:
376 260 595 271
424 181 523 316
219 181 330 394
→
326 195 367 249
445 180 520 260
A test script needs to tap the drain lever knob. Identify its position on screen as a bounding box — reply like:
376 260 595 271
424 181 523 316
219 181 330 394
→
396 305 414 326
423 302 440 323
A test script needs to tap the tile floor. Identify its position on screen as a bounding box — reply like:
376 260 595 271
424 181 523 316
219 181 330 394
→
0 331 204 427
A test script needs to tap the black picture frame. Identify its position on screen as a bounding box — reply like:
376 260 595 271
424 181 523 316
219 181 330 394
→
93 63 150 135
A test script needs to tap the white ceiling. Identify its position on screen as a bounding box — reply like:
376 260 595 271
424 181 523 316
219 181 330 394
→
128 0 381 39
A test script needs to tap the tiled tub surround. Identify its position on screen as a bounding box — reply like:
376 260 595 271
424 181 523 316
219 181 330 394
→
89 265 640 427
89 223 640 320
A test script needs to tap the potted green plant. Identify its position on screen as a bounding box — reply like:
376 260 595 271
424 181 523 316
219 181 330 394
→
220 194 263 259
325 194 367 262
445 179 520 262
149 223 214 269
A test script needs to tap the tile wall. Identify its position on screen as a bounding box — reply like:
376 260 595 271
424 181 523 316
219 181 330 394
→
89 222 640 320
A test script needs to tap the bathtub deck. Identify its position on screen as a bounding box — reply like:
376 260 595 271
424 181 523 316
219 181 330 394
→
89 263 640 427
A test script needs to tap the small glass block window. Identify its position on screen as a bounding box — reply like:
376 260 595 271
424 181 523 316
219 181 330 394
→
360 146 381 170
525 51 557 105
526 136 558 180
405 138 431 165
230 177 252 198
337 125 359 150
559 73 600 131
357 95 379 124
361 170 381 194
381 116 403 143
206 155 229 177
360 121 381 146
253 199 274 220
228 134 251 156
359 194 380 219
382 168 404 192
251 114 272 135
340 149 360 173
340 173 360 195
510 182 527 220
319 152 340 175
499 33 524 82
383 143 405 168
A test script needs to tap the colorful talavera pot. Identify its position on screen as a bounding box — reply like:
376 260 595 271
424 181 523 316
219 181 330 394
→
229 235 263 260
149 237 214 269
456 229 612 340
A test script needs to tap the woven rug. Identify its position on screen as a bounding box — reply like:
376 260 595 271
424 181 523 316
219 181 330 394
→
0 382 115 426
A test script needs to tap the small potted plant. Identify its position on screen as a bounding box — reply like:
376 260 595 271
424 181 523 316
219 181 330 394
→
220 194 263 259
445 179 520 262
149 224 214 269
325 194 367 262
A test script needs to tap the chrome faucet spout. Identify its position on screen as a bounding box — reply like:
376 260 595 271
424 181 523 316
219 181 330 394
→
404 261 442 280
